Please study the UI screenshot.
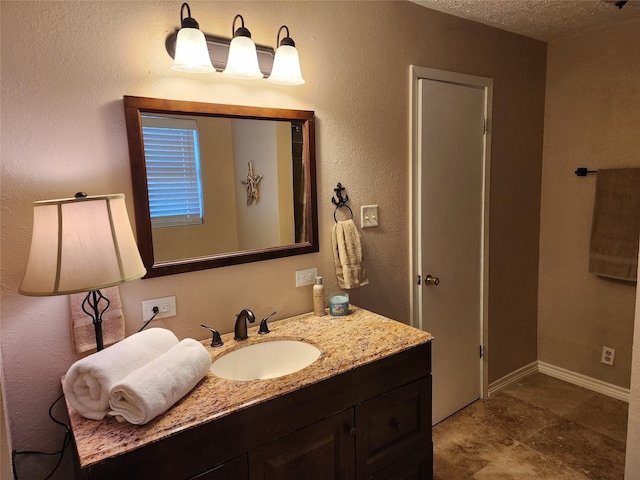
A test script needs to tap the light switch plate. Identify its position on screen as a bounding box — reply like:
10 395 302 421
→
361 205 379 228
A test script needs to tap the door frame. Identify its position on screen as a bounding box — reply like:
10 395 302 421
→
409 65 493 398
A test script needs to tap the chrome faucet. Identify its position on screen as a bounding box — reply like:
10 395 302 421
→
234 309 256 341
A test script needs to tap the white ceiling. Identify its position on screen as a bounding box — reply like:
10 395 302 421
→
411 0 640 41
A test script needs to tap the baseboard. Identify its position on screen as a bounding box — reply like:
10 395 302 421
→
488 361 538 397
538 361 630 402
489 361 630 402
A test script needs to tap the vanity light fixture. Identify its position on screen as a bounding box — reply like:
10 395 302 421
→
268 26 305 85
171 3 215 73
222 15 263 79
165 6 304 85
19 193 146 351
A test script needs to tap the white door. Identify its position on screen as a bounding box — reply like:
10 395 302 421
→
411 67 492 425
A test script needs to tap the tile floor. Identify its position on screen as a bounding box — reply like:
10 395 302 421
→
433 373 629 480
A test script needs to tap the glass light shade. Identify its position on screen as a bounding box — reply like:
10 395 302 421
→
268 45 305 85
20 194 146 295
222 36 263 79
172 27 215 73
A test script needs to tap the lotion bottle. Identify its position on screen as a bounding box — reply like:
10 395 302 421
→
313 276 325 316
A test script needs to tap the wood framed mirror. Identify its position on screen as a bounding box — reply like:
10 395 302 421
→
123 96 318 278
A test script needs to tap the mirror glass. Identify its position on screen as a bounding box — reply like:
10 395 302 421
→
124 96 318 277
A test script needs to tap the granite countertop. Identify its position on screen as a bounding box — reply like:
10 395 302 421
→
67 306 433 469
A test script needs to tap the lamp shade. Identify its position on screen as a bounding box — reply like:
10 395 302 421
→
222 35 263 79
268 44 305 85
172 27 215 73
20 194 146 296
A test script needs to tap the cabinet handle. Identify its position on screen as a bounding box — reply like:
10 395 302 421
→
390 419 403 431
347 426 357 436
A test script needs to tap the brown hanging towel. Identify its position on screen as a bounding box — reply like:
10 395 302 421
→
589 168 640 282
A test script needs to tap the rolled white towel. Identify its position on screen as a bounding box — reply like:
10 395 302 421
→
63 328 179 420
109 338 212 425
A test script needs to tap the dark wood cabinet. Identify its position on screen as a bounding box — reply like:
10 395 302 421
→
190 455 248 480
356 378 432 478
247 377 431 480
365 448 433 480
249 410 356 480
76 342 432 480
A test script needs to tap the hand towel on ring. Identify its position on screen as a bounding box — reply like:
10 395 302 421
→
332 219 369 289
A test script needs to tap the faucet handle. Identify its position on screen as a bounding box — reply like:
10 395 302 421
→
258 311 277 335
201 324 223 347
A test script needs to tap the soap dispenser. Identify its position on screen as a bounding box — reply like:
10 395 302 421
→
313 276 325 316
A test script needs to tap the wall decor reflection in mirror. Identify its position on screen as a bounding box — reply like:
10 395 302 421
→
123 96 318 278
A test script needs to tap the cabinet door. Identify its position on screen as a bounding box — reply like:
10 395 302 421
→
189 454 248 480
366 447 432 480
249 409 356 480
356 377 431 479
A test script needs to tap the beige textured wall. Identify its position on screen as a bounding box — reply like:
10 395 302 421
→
0 2 545 477
538 18 640 388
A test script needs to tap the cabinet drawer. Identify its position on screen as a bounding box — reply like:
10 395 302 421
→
355 377 431 478
366 447 432 480
190 454 248 479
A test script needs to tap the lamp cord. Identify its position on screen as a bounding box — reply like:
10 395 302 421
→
137 306 160 332
12 394 71 480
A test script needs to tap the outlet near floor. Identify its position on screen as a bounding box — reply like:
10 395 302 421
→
601 346 615 366
141 296 177 321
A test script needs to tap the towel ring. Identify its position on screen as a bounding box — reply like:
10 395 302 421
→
334 204 353 223
331 182 353 222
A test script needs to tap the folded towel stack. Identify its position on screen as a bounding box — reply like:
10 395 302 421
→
110 339 212 425
63 328 211 424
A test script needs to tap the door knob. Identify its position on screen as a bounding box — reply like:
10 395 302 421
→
425 274 440 286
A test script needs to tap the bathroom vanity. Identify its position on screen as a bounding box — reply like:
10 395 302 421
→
67 307 433 480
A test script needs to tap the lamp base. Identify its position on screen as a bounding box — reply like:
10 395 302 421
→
82 290 110 351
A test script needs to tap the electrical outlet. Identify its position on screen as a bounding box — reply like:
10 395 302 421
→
296 267 318 287
601 346 615 366
141 296 177 321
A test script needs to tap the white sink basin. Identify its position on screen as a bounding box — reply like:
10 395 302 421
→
210 340 321 381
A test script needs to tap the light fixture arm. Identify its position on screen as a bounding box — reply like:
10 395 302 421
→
232 14 251 38
277 25 295 48
180 2 199 29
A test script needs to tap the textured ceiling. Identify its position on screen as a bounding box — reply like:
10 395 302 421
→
411 0 640 41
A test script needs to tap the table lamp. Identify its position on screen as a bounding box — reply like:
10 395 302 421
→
19 193 146 351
